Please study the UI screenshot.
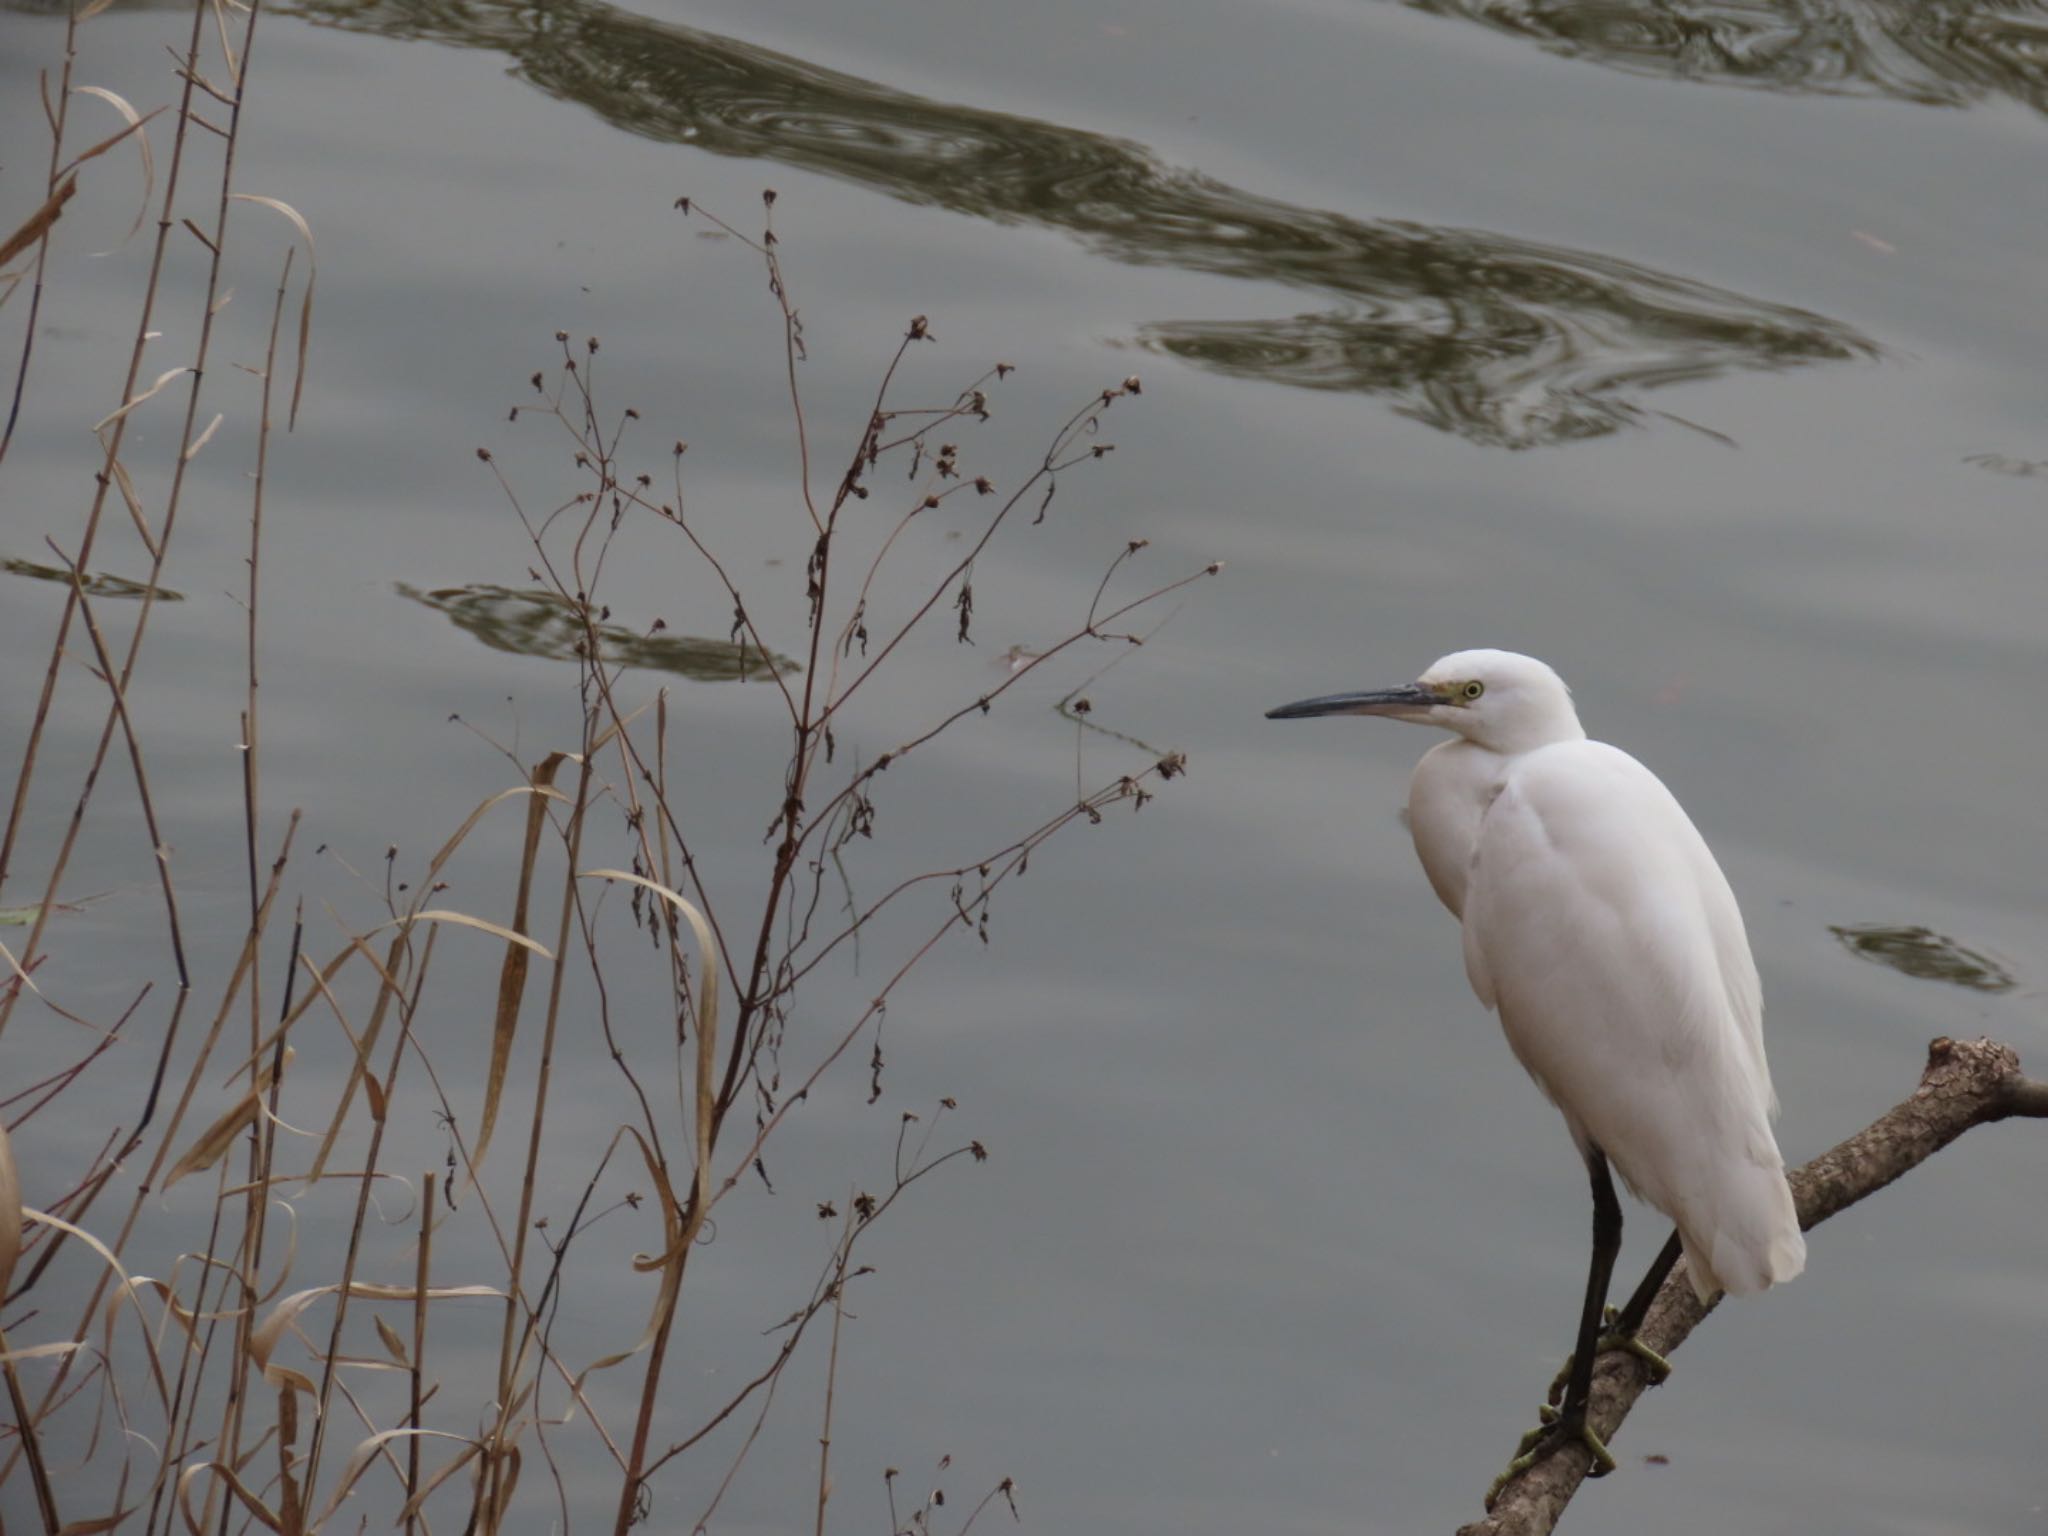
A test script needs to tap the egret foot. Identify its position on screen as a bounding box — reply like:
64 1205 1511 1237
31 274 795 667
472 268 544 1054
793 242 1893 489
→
1486 1411 1616 1508
1597 1304 1672 1383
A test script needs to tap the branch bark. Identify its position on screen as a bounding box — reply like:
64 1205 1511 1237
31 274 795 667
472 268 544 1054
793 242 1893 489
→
1463 1035 2048 1536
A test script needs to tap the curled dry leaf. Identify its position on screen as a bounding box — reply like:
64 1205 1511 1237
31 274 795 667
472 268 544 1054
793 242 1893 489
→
229 193 315 427
19 1205 174 1414
308 1428 481 1531
366 908 556 959
565 1126 683 1393
249 1281 502 1396
579 868 720 1219
70 87 157 249
92 366 192 436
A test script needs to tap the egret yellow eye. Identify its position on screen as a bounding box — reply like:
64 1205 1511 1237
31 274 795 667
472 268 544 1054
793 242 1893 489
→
1462 680 1485 701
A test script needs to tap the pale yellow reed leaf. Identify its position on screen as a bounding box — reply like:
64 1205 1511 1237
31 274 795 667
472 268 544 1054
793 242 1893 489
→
70 87 155 247
183 413 223 461
164 1048 292 1191
307 1428 478 1531
580 868 719 1217
0 934 41 995
92 366 190 434
229 194 314 427
23 1206 172 1412
395 1439 481 1522
368 909 555 958
372 1314 409 1367
569 1126 684 1388
473 755 566 1169
176 1460 283 1534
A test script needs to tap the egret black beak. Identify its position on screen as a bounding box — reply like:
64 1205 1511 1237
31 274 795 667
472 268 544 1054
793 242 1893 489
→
1265 683 1444 720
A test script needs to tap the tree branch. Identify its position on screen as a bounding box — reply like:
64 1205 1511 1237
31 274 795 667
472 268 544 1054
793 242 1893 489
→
1465 1035 2048 1536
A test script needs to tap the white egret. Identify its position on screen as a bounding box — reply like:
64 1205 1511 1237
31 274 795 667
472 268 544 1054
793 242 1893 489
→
1267 649 1803 1477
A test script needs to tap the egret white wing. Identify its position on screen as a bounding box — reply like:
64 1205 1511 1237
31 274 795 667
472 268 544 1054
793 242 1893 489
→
1462 740 1803 1299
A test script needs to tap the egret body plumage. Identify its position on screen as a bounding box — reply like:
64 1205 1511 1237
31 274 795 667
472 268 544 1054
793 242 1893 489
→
1267 649 1803 1473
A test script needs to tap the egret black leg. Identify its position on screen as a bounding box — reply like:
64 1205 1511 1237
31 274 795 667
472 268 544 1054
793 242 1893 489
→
1558 1147 1624 1431
1489 1150 1624 1502
1612 1228 1684 1339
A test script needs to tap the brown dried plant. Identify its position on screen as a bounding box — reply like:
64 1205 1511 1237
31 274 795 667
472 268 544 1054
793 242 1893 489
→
0 6 1214 1528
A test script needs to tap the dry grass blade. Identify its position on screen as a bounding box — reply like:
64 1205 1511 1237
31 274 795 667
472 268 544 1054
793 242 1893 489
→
107 456 159 555
0 935 44 995
228 194 314 427
0 1118 19 1299
368 909 556 959
579 869 718 1216
106 1273 201 1345
0 174 76 271
474 754 566 1169
176 1459 285 1534
0 1336 91 1366
184 412 224 461
164 1047 292 1191
301 933 402 1185
395 1437 483 1521
568 1127 684 1389
424 782 565 882
252 1281 501 1390
21 1205 173 1411
69 88 157 250
92 365 191 435
373 1313 409 1366
310 1428 481 1530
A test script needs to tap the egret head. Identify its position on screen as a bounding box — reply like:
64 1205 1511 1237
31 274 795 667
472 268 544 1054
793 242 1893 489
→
1265 648 1585 754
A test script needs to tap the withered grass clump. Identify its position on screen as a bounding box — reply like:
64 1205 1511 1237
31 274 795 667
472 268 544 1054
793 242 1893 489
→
0 8 1214 1532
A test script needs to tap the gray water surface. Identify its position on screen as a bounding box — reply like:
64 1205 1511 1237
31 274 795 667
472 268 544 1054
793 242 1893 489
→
2 0 2044 1531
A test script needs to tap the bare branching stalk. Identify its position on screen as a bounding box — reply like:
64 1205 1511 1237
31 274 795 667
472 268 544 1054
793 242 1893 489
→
5 20 1210 1513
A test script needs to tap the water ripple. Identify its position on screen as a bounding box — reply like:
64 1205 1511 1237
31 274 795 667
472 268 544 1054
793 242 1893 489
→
1404 0 2048 113
281 0 1878 447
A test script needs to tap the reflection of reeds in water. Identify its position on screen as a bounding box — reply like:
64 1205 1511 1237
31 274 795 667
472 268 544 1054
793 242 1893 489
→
396 582 798 681
1830 922 2018 991
287 0 1879 447
1405 0 2048 115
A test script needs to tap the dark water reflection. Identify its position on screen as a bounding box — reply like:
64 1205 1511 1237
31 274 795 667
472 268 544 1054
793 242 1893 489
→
2 554 185 601
1829 923 2019 992
285 0 1877 447
397 582 797 680
1405 0 2048 114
